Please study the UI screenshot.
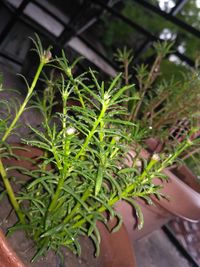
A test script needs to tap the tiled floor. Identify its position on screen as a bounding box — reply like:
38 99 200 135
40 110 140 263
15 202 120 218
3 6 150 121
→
134 228 194 267
169 218 200 265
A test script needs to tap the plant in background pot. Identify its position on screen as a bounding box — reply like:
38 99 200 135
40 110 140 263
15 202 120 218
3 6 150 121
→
0 36 197 266
133 43 200 225
113 41 200 241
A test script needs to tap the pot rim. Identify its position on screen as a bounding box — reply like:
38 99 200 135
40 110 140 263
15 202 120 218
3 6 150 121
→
151 168 200 222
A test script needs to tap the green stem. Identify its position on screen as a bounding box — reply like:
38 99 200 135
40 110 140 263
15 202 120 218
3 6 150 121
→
48 101 108 213
0 60 45 222
64 69 85 109
63 188 91 224
0 159 25 223
48 147 65 212
130 90 146 121
74 84 85 109
158 142 190 172
48 175 65 212
139 156 158 181
48 91 69 213
76 102 108 160
2 61 45 142
71 191 126 229
130 55 161 121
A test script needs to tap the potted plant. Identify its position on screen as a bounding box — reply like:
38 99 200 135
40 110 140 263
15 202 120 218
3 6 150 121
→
113 42 200 241
0 36 196 265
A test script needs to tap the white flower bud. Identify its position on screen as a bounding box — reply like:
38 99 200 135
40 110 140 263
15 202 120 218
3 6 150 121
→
152 153 160 161
104 92 110 100
43 50 52 63
66 127 76 135
186 139 193 145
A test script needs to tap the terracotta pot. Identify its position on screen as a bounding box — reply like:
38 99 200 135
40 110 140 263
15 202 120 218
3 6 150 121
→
116 141 200 241
5 143 200 264
0 230 26 267
115 198 173 241
6 142 200 231
98 221 137 267
2 145 44 172
116 166 200 242
146 138 200 222
152 168 200 222
145 137 164 153
171 164 200 193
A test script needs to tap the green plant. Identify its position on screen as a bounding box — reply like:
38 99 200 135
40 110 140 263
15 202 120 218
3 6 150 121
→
115 42 200 152
182 145 200 179
0 36 52 224
0 36 196 261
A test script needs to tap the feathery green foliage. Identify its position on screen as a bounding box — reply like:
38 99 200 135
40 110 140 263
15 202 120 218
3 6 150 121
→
0 37 197 261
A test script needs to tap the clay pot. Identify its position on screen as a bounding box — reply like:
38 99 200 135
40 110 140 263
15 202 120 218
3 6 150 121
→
145 137 164 153
115 198 173 241
116 141 200 242
98 221 137 267
0 230 26 267
152 167 200 222
2 145 44 172
146 138 200 223
171 164 200 193
5 142 200 232
5 142 199 265
116 166 200 242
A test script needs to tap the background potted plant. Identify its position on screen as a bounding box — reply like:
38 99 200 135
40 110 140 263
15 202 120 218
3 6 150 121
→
113 41 200 241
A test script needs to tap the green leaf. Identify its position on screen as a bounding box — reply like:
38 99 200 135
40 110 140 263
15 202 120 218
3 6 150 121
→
89 232 100 257
111 212 123 233
31 238 49 262
95 165 104 196
107 72 122 93
123 197 144 230
77 80 102 103
111 84 135 103
92 195 115 218
0 190 7 201
41 224 64 238
104 118 135 126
